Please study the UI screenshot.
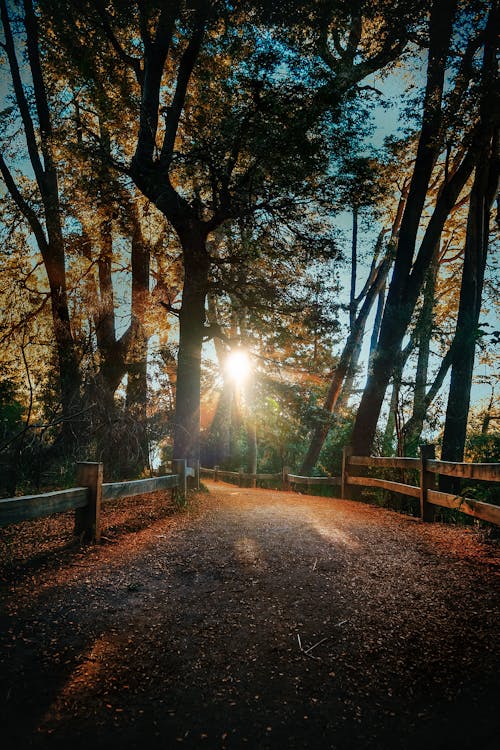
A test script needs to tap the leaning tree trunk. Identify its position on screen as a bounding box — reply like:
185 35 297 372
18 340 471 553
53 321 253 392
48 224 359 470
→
441 128 498 482
350 0 481 456
402 249 440 456
300 254 391 474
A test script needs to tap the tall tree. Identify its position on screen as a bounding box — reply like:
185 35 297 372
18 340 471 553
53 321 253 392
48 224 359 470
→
350 0 494 456
300 167 408 474
0 0 81 441
41 0 428 464
440 9 498 470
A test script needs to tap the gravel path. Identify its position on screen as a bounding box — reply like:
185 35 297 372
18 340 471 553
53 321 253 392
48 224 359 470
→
1 481 499 749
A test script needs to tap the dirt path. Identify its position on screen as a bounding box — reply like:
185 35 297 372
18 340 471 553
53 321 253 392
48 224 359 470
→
1 482 499 749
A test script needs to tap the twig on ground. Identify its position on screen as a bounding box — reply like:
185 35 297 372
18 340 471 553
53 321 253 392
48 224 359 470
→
304 636 329 654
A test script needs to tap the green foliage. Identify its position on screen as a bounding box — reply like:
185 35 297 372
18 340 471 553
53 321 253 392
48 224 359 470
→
0 377 24 439
317 411 355 477
465 431 500 464
463 430 500 507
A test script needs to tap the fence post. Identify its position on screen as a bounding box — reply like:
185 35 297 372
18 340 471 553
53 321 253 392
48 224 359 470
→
419 444 436 522
187 458 200 491
74 462 103 543
341 446 353 500
214 465 219 482
172 459 187 503
282 466 290 491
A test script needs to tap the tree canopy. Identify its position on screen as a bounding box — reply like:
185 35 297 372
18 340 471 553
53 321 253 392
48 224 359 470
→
0 0 498 495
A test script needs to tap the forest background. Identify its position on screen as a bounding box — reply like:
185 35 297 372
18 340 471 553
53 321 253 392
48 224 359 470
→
0 0 498 509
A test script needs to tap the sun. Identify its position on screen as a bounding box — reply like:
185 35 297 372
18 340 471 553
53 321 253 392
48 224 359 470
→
225 349 251 383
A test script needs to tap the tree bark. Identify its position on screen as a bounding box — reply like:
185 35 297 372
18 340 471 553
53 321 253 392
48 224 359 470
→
350 0 472 456
125 220 151 471
172 229 210 460
300 253 391 474
440 2 498 480
441 141 498 466
402 248 440 455
382 340 414 454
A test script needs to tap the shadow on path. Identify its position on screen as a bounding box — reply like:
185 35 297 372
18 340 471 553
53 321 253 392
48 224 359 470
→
1 482 499 749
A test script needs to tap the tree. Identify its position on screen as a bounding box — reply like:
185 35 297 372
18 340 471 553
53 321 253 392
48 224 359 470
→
41 0 429 465
350 0 495 456
440 12 498 472
300 156 408 473
0 0 81 442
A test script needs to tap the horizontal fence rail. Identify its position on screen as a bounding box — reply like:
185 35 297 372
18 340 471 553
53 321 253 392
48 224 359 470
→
102 474 179 503
288 474 340 486
426 460 500 482
346 475 421 498
202 447 500 527
343 446 500 527
0 457 201 541
0 487 88 527
426 490 500 526
200 467 340 489
349 456 420 470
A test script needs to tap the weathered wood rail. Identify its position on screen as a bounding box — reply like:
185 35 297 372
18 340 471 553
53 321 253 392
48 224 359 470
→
0 458 200 541
202 446 500 527
343 446 500 526
201 466 341 490
2 448 497 544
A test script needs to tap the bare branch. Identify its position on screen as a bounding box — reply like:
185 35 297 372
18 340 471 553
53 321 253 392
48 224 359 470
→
0 152 48 253
95 1 143 85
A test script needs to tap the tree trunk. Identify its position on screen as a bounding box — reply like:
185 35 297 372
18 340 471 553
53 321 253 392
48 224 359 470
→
246 418 257 486
381 340 414 454
402 248 439 455
172 230 210 460
349 205 358 329
300 254 390 474
441 134 498 471
382 379 400 455
125 221 151 471
340 328 364 405
44 245 82 436
350 0 468 456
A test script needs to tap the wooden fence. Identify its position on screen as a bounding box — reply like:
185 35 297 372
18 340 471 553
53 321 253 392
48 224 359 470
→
201 466 340 492
344 446 500 526
2 447 498 541
0 458 200 541
202 445 500 527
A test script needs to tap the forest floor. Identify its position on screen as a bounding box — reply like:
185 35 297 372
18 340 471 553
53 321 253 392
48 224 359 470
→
1 480 499 750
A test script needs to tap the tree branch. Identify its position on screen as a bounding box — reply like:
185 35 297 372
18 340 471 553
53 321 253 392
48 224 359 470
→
160 6 207 165
0 0 45 186
0 153 48 253
95 1 143 85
